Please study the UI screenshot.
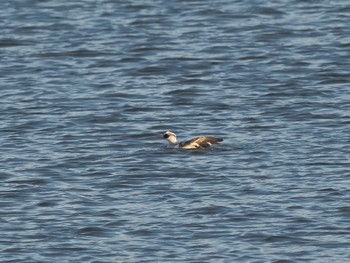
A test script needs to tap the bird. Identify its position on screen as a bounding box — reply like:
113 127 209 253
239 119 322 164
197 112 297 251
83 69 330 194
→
162 131 223 149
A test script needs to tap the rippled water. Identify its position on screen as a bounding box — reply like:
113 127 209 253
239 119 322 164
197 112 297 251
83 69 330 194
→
1 0 350 262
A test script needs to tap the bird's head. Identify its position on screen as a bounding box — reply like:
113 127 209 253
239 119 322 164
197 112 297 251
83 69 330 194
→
162 131 177 145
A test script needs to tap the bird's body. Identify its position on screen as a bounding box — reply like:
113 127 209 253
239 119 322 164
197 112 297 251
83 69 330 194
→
162 131 223 149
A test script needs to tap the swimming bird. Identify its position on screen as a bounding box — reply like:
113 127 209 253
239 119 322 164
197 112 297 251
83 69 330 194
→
162 131 223 149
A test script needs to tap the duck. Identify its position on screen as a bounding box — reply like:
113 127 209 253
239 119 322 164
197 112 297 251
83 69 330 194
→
162 131 223 149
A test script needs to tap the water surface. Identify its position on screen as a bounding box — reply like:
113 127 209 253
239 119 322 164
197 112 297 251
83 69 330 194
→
1 0 350 262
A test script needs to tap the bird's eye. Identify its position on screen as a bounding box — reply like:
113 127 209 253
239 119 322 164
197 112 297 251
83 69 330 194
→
163 134 169 138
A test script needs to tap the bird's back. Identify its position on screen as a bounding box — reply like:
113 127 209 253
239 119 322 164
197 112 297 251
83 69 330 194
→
180 136 223 149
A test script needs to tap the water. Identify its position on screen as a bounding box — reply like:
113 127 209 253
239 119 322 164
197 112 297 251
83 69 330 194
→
1 0 350 262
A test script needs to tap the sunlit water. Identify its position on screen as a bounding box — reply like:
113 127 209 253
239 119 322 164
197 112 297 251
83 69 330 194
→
1 1 350 262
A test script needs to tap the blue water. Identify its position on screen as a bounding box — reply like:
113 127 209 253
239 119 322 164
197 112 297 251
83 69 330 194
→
1 0 350 262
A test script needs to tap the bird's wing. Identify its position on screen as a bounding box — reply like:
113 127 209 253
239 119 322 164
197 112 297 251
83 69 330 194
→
180 136 223 149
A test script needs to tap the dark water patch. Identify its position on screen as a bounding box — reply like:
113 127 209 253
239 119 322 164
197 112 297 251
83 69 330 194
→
164 87 201 96
76 226 111 237
135 66 172 75
37 49 110 58
0 38 33 47
264 235 310 244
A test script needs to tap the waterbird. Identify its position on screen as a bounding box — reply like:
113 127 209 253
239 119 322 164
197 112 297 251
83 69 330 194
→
162 131 223 149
